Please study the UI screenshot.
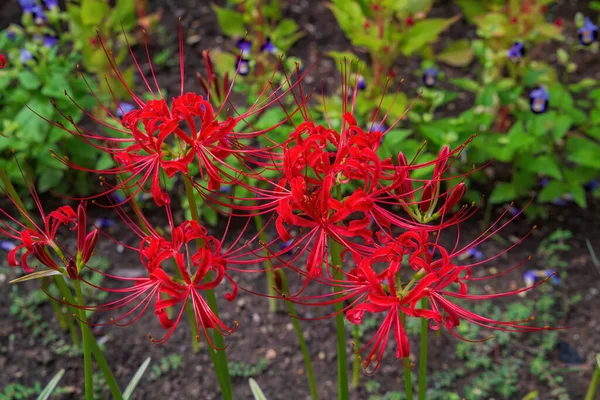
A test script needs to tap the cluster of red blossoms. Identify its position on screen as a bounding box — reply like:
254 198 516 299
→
1 36 554 374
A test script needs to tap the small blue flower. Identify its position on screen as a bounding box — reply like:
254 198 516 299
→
116 102 136 119
507 42 525 63
584 179 598 192
422 67 438 87
7 29 16 41
219 185 232 193
237 39 252 56
111 192 126 204
552 193 572 206
524 269 560 287
280 239 294 255
19 0 37 12
466 247 484 261
31 5 47 25
94 218 116 229
540 177 549 187
357 75 366 90
20 48 33 64
43 0 59 9
236 57 250 76
578 18 598 46
43 35 58 48
508 205 521 217
260 38 277 54
1 240 17 252
529 86 549 114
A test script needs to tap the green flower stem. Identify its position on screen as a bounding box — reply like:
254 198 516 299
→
418 299 428 400
54 277 123 399
74 280 93 400
183 176 232 400
400 312 413 400
329 237 349 400
585 364 600 400
403 357 414 400
277 270 319 399
253 213 278 312
352 324 360 388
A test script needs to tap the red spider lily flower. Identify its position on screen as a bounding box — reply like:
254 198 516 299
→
1 178 76 272
74 202 276 346
284 205 556 374
44 28 312 207
76 218 239 346
0 54 6 68
1 166 100 276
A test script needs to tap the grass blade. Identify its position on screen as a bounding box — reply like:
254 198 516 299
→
37 369 65 400
249 378 268 400
123 357 152 400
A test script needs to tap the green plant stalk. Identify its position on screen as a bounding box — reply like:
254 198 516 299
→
329 237 349 400
183 176 232 400
277 270 319 399
585 365 600 400
74 280 93 400
418 298 428 400
400 312 413 400
352 324 360 387
253 213 278 312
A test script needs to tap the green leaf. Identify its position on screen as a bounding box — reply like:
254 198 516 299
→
520 155 562 179
110 0 137 31
449 77 479 92
37 168 64 193
552 115 572 140
249 378 268 400
15 97 54 143
37 369 65 400
17 70 42 90
569 184 587 208
566 137 600 168
489 182 516 204
568 78 597 92
273 19 298 38
211 6 246 37
455 0 487 22
123 358 151 400
437 39 474 67
539 180 568 203
41 74 71 98
10 269 63 284
401 16 460 55
80 0 111 26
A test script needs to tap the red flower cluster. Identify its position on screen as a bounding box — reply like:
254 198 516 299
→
0 35 555 371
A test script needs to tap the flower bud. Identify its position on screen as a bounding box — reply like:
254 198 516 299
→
82 229 100 265
442 183 465 213
433 146 450 179
420 182 435 213
67 258 79 280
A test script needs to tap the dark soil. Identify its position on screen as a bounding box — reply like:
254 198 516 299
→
1 0 600 399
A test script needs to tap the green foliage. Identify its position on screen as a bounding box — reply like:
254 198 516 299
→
0 0 148 197
401 5 600 215
148 354 183 381
211 0 303 98
327 0 458 121
229 358 269 378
